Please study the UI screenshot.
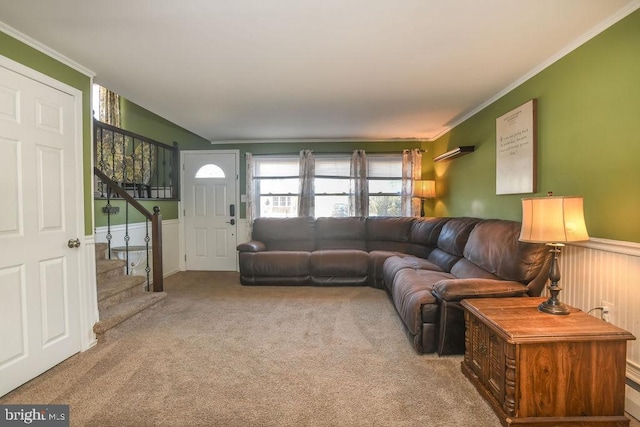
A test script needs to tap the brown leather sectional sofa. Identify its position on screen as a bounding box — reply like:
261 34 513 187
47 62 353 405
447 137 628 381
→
237 216 550 355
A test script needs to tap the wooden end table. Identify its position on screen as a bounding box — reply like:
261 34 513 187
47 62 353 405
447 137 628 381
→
461 297 635 426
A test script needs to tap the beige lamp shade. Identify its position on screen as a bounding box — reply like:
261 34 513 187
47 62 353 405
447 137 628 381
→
412 180 436 199
519 196 589 243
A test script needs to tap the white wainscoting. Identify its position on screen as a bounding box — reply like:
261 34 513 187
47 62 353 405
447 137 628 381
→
560 238 640 418
94 219 181 278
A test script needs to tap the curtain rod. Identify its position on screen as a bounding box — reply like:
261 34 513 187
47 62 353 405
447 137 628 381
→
244 149 425 156
211 138 428 144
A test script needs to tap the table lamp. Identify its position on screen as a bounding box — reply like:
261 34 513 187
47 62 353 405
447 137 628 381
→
412 180 436 217
519 194 589 315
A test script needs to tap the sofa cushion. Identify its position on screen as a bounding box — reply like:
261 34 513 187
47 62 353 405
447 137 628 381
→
391 268 454 335
239 251 310 277
252 217 316 251
450 258 499 280
399 217 450 258
310 250 369 286
315 217 367 250
427 217 481 271
239 251 311 285
366 217 415 252
410 217 450 247
462 219 548 283
368 250 406 288
436 217 481 256
382 255 443 292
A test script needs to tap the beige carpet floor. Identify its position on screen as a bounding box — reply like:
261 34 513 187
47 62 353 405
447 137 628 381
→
1 271 505 426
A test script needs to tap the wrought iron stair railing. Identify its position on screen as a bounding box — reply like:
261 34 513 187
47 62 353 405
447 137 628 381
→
94 167 164 292
94 119 179 200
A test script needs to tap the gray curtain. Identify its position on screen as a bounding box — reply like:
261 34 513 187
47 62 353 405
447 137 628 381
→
98 86 121 127
402 149 422 216
349 150 368 217
96 86 126 181
298 150 315 217
245 152 255 242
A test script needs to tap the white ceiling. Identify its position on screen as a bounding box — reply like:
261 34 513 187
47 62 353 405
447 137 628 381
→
1 0 638 143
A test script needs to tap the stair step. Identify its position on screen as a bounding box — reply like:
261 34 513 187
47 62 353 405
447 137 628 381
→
93 241 165 344
95 242 109 261
96 258 127 283
98 274 148 312
93 291 167 340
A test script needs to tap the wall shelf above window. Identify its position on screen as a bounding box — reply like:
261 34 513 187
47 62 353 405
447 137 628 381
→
433 146 475 162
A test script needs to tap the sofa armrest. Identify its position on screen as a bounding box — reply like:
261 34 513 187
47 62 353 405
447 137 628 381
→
432 278 528 302
237 240 267 252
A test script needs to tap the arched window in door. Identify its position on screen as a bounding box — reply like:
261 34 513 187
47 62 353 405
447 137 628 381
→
195 164 225 178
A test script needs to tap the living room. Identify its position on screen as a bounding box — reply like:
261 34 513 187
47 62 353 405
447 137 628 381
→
1 1 640 425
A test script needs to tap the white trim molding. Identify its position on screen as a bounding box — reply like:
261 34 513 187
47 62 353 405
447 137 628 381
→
80 235 99 351
0 21 95 77
572 237 640 257
434 0 640 141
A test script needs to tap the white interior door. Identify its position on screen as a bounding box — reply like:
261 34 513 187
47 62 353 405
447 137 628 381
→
0 63 82 396
183 151 238 271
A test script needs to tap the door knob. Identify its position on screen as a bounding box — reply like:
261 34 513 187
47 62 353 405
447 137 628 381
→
67 238 81 248
226 219 236 225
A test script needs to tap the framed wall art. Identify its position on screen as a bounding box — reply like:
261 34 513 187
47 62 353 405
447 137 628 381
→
496 99 537 195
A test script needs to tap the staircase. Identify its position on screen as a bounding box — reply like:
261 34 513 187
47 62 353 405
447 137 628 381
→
93 242 167 341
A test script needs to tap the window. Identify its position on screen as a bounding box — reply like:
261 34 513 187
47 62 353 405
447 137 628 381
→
315 156 351 217
252 153 403 218
254 157 299 217
195 164 225 178
368 156 402 216
272 196 293 207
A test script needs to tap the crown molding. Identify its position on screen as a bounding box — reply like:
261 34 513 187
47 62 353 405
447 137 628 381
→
441 1 640 139
0 20 95 77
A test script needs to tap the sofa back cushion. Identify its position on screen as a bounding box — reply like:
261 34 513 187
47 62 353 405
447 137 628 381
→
252 217 316 251
406 217 450 257
427 217 481 271
315 217 367 250
459 219 548 283
366 217 415 253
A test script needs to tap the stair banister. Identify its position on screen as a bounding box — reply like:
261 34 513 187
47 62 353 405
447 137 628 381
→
151 206 163 292
94 167 163 292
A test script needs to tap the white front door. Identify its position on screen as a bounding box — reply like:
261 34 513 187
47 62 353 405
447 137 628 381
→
0 63 82 396
183 151 238 271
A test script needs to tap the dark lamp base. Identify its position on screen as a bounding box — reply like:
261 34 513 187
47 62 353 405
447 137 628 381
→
538 299 570 315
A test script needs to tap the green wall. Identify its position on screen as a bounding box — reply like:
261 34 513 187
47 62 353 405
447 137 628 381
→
428 9 640 243
93 200 179 228
0 31 94 235
119 98 209 148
